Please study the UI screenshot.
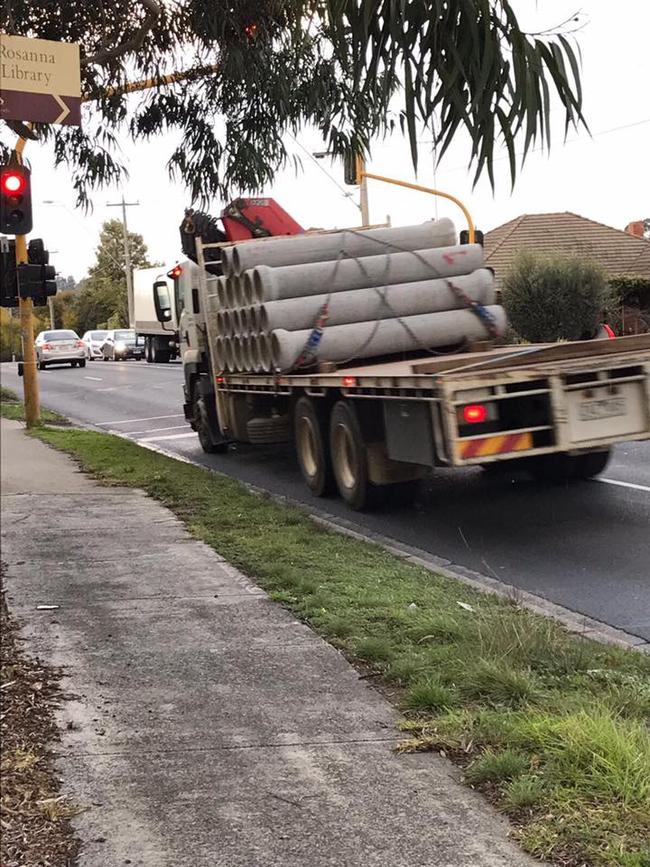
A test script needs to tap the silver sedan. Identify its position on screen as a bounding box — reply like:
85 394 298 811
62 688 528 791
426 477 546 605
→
35 330 87 370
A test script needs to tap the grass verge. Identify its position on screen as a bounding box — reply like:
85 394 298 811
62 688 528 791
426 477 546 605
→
0 387 69 425
0 566 81 864
29 425 650 867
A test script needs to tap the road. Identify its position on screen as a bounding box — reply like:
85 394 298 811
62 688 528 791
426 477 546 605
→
2 359 649 641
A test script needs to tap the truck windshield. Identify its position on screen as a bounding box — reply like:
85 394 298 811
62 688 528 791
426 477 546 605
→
115 331 135 341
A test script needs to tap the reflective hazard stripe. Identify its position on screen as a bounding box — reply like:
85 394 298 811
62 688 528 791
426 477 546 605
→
460 431 534 460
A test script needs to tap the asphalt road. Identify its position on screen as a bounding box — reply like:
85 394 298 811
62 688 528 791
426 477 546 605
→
2 359 649 641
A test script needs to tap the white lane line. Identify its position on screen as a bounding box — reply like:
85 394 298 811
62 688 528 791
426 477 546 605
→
84 376 103 381
97 414 185 426
126 424 189 435
597 477 650 493
138 432 197 443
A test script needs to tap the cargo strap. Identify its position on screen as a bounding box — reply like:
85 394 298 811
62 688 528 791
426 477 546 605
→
445 277 499 339
294 303 330 369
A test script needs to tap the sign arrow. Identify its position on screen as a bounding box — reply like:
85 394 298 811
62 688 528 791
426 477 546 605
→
0 91 81 126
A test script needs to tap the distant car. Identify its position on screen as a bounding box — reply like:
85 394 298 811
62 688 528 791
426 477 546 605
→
34 330 86 370
101 329 145 361
81 329 109 360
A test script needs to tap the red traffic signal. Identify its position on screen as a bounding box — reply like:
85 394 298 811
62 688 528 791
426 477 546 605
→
0 165 33 235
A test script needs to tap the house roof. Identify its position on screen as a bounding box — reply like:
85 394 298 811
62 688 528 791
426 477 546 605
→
484 212 650 280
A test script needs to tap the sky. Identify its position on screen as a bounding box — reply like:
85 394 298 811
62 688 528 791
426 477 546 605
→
7 0 650 280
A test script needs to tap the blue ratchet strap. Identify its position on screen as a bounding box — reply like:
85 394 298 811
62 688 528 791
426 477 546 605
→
445 279 499 339
294 302 330 369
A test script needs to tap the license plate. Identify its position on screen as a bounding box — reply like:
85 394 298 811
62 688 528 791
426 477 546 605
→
578 396 626 421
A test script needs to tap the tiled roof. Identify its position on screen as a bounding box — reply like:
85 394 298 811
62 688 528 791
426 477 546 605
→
484 212 650 281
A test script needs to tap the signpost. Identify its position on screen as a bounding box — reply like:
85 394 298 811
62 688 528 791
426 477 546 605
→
0 34 81 126
1 34 81 427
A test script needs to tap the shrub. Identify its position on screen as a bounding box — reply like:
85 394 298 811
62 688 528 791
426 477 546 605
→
502 252 611 342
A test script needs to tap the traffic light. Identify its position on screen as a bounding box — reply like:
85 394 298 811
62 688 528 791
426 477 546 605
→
1 237 18 307
343 153 362 186
0 165 33 235
460 228 484 247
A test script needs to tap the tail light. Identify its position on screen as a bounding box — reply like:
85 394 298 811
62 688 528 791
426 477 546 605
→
462 404 489 424
76 340 84 348
42 343 53 350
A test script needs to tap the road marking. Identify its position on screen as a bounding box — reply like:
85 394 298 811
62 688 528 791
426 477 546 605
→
84 376 103 381
127 424 189 435
597 477 650 493
138 432 197 443
98 414 185 426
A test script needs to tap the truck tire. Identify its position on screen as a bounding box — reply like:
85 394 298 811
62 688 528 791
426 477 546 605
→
193 384 228 454
574 448 611 479
330 400 379 510
528 448 611 482
294 396 334 497
145 337 153 363
151 341 171 364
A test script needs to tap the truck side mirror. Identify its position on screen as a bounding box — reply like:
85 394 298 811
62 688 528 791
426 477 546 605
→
153 280 173 322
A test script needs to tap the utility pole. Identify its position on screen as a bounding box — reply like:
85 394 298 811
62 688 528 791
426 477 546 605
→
106 194 139 327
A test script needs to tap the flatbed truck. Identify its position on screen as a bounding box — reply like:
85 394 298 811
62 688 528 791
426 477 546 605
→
153 247 650 511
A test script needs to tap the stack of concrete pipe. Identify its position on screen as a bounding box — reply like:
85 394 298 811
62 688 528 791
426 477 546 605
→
212 219 507 372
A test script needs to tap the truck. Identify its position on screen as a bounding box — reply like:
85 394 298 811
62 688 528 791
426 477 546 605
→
133 265 182 363
150 203 650 511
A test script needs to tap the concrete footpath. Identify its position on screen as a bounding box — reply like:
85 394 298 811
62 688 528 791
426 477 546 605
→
1 418 538 867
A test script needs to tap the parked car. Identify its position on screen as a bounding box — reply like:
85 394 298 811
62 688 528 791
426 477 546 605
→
81 329 109 361
101 329 145 361
35 330 86 370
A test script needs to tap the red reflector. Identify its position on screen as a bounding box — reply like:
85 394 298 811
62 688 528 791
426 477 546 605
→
463 403 488 424
1 171 25 195
341 376 357 387
216 376 225 384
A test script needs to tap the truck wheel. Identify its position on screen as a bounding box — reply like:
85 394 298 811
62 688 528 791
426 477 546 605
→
528 448 611 482
152 341 171 363
144 337 152 363
330 400 378 510
294 396 334 497
574 448 611 479
193 385 228 454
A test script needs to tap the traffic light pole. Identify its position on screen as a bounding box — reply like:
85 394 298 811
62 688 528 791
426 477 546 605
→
16 234 40 427
14 135 41 428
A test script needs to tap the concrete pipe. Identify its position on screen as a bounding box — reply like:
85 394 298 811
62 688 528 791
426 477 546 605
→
240 335 253 372
233 336 246 372
252 243 484 304
220 310 232 337
257 333 273 372
240 307 251 335
248 306 261 333
258 268 495 333
213 337 225 372
230 309 242 336
223 219 456 276
271 305 507 370
222 337 234 372
224 276 238 308
241 271 256 305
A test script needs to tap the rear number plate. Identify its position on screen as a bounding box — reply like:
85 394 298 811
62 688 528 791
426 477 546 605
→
578 396 626 421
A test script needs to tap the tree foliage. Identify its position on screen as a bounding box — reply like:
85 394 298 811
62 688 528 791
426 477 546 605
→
1 1 585 205
74 220 155 333
502 253 611 343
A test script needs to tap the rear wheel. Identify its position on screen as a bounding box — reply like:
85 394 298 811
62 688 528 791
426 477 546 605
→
37 359 47 371
71 361 78 368
329 400 378 510
294 396 334 496
79 359 86 368
528 448 611 482
193 384 228 454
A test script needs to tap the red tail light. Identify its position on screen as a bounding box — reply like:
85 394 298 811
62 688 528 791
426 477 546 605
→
341 376 357 388
462 404 488 424
42 343 53 350
75 340 84 348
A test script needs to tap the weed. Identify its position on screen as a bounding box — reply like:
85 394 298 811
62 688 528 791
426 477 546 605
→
501 775 545 812
403 678 458 713
465 749 529 786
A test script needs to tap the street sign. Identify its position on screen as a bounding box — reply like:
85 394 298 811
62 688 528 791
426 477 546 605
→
0 35 81 126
